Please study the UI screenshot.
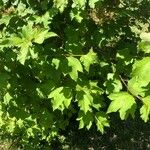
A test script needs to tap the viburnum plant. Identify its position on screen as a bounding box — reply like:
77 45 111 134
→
0 0 150 148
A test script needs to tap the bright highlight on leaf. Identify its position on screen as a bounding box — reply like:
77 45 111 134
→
77 90 93 114
128 57 150 97
48 87 72 111
107 92 136 120
140 96 150 122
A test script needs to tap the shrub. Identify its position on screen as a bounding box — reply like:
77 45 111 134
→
0 0 150 148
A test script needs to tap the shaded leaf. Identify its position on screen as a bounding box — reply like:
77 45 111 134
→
77 111 94 130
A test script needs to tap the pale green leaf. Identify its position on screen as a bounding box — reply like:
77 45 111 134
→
128 57 150 97
140 32 150 42
138 41 150 53
9 36 23 46
21 22 35 40
34 30 57 44
140 96 150 122
53 0 68 12
107 92 136 120
70 10 83 23
17 44 30 65
72 0 86 9
3 92 12 105
89 0 99 8
0 14 11 25
131 57 150 84
128 77 147 97
76 90 93 114
48 87 72 110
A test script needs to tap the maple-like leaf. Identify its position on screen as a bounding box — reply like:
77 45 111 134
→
107 92 136 120
48 87 72 111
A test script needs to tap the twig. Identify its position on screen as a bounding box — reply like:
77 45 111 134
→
119 75 143 101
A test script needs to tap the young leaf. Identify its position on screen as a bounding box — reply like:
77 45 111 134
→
107 92 136 120
140 96 150 122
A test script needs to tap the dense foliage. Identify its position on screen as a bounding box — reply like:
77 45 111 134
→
0 0 150 148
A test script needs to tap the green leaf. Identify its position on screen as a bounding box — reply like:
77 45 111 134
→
48 87 72 110
80 49 98 72
89 0 99 8
140 96 150 122
138 41 150 53
72 0 86 9
140 32 150 42
77 111 93 130
70 9 83 23
9 36 23 46
95 112 109 134
17 44 30 65
0 14 12 25
67 57 83 81
53 0 68 12
34 30 57 44
128 57 150 97
131 57 150 85
128 77 146 97
76 90 92 114
3 92 12 104
21 22 35 40
107 92 136 120
104 73 122 94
